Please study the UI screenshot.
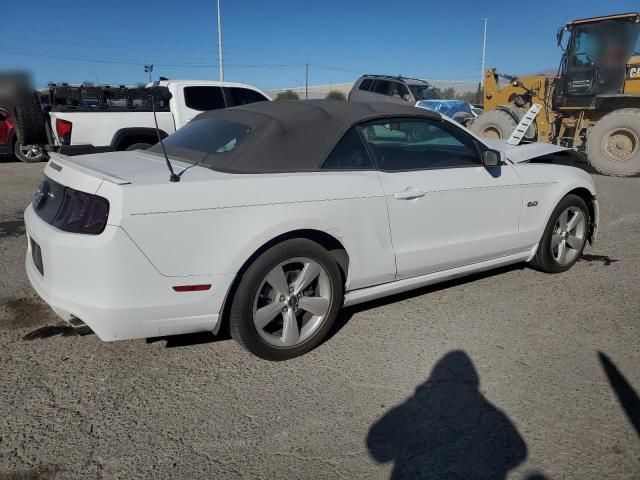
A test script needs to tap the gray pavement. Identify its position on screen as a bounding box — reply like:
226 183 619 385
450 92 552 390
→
0 158 638 479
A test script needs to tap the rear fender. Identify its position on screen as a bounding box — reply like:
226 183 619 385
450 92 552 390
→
110 127 168 150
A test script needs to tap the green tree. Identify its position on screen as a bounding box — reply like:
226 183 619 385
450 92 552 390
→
441 86 456 99
276 90 300 101
456 91 477 103
325 90 346 100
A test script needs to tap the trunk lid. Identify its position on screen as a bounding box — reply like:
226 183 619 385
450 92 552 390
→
46 150 203 186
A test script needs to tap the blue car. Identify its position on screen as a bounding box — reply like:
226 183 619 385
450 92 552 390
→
415 99 481 126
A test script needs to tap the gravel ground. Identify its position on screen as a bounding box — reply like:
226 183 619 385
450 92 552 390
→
0 159 638 480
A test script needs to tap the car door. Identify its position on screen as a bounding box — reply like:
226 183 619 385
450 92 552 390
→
176 85 226 126
359 117 524 279
367 80 392 103
388 81 411 105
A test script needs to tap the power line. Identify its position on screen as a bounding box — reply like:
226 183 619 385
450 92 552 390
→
0 48 304 69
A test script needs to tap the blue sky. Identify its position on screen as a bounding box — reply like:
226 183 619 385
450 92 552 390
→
2 0 639 90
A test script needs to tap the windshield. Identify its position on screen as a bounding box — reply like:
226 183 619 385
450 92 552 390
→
408 85 439 101
148 118 251 164
570 20 640 69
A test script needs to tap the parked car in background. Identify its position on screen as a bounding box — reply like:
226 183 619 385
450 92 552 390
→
471 105 484 117
416 99 482 126
13 80 270 157
25 100 598 360
0 106 46 162
348 75 439 105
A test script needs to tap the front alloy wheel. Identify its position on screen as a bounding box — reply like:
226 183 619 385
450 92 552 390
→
230 239 343 360
530 194 590 273
550 206 587 266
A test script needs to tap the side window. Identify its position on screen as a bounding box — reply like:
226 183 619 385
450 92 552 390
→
322 128 373 170
357 118 481 171
183 86 226 111
390 82 409 99
372 80 391 95
571 30 598 68
358 79 373 91
227 87 268 106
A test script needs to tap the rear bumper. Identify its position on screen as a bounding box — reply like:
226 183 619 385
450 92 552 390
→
24 205 234 341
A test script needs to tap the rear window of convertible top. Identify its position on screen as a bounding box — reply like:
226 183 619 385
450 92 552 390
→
148 118 251 164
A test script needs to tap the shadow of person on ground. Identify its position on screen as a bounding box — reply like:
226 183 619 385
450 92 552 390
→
598 352 640 438
367 350 527 479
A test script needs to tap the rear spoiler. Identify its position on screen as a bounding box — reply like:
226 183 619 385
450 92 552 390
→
47 152 130 185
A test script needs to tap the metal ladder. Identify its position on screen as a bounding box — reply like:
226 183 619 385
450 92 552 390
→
507 103 542 146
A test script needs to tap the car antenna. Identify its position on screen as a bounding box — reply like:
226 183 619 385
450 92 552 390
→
148 78 180 182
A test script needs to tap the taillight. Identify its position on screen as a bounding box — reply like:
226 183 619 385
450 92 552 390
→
55 118 72 145
52 189 110 234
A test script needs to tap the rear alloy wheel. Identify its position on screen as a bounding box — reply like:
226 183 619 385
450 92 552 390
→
530 194 589 273
229 239 343 360
587 108 640 176
14 142 45 163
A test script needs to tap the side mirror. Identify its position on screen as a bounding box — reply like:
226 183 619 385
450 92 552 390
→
483 149 502 167
556 27 564 47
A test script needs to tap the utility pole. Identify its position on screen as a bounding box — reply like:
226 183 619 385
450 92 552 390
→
144 64 154 83
217 0 224 81
305 63 309 100
480 17 488 86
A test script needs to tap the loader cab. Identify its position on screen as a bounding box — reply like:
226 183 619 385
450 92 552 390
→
554 13 640 108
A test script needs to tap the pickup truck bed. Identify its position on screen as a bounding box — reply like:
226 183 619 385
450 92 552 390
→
38 80 270 156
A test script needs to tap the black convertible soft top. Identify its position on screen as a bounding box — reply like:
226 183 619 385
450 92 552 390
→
172 99 442 173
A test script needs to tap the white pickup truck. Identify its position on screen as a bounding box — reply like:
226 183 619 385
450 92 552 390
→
33 80 270 156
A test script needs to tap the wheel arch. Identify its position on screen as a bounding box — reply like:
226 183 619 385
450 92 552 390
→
214 229 350 335
566 186 598 245
110 127 167 150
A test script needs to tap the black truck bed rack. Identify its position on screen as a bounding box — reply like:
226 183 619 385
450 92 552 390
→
44 83 171 112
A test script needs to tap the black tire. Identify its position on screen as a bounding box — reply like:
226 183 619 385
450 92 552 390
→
12 94 47 145
125 142 153 151
13 140 45 163
586 108 640 177
229 238 344 361
530 194 590 273
470 109 518 139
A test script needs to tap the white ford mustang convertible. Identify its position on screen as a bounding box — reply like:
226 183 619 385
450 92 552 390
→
24 100 598 360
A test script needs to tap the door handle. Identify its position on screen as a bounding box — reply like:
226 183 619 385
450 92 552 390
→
394 188 425 200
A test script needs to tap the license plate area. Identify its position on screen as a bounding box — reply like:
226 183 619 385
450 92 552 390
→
30 238 44 276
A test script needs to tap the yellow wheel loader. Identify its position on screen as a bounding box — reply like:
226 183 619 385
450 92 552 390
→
471 12 640 176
